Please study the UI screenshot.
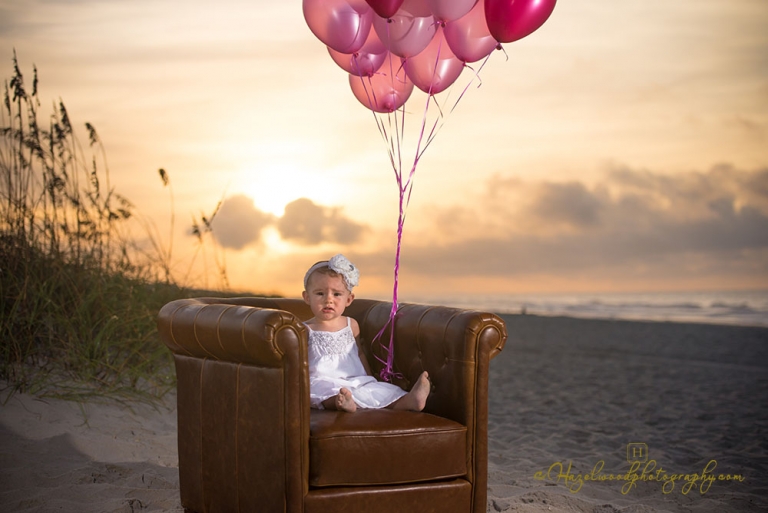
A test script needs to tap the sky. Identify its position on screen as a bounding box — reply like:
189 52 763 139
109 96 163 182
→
1 0 767 300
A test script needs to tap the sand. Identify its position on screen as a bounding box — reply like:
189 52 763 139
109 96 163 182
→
489 315 768 512
0 391 181 512
1 314 766 512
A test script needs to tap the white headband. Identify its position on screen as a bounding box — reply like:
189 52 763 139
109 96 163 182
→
303 254 360 291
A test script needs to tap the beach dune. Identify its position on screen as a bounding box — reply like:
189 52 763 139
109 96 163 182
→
2 314 766 512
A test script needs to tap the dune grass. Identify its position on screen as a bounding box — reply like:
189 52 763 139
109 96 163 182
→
0 52 254 404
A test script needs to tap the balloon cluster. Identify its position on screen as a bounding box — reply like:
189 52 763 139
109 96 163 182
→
304 0 557 112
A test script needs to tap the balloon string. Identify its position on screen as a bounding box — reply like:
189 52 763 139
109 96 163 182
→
368 28 490 382
373 34 448 382
372 99 411 382
414 50 494 162
355 70 400 177
449 51 493 115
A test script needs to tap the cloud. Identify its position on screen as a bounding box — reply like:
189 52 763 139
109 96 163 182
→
210 194 272 250
200 195 368 251
277 198 366 246
527 181 606 229
367 164 768 287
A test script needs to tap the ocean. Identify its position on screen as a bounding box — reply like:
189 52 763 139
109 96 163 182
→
403 290 768 327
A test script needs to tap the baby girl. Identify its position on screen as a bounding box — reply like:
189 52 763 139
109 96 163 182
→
302 254 430 412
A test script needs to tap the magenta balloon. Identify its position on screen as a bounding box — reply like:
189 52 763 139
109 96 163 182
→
444 0 497 62
403 27 464 94
328 29 387 76
428 0 477 22
303 0 373 54
483 0 557 43
364 0 404 18
373 5 437 58
349 53 414 112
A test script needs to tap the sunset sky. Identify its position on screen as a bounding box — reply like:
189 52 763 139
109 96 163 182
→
2 0 766 300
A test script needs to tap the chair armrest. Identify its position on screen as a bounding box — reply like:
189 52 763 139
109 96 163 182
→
347 300 506 421
157 298 310 513
157 297 309 366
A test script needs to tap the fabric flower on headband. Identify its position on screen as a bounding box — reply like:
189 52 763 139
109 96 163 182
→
303 254 360 291
328 254 359 290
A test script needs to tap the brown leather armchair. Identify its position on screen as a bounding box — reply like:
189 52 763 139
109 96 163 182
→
157 297 507 513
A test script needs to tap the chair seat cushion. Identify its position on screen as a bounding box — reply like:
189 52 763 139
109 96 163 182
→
309 409 467 487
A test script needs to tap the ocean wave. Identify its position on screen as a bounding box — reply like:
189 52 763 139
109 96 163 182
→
406 291 768 327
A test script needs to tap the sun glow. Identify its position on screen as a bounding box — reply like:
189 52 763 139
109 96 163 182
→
235 162 346 217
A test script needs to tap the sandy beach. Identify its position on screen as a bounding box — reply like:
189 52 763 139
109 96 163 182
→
2 314 766 512
0 391 181 512
488 314 768 512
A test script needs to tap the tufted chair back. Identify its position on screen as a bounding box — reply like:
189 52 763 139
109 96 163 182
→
158 297 507 513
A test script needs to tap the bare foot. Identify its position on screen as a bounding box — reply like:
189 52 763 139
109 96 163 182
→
391 371 430 411
335 388 357 413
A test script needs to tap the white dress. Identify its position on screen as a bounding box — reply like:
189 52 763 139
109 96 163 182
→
307 317 406 409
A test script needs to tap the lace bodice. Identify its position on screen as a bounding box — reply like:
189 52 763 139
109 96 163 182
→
307 324 356 356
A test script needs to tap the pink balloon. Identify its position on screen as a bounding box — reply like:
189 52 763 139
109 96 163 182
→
427 0 477 22
399 0 432 17
484 0 557 43
328 28 388 76
364 0 404 18
373 2 437 58
444 0 497 62
403 26 464 94
349 53 414 112
303 0 373 54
